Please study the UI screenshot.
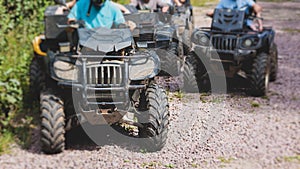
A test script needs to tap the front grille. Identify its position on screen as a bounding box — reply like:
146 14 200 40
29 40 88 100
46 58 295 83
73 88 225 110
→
86 64 123 86
139 33 154 42
212 35 237 51
211 52 234 61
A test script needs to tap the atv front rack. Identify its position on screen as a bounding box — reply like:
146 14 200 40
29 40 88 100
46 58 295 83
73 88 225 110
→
57 54 151 107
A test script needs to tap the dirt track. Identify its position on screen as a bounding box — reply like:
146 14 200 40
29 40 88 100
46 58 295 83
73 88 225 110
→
0 1 299 169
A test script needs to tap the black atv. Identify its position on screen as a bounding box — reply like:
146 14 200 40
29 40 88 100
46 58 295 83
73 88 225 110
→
185 8 278 96
31 2 169 154
124 6 190 77
172 3 194 55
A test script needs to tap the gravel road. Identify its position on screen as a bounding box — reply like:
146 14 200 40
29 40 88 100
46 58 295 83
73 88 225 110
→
0 1 299 169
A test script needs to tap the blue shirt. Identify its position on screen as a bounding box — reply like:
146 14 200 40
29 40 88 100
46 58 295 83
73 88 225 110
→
216 0 255 26
68 0 125 29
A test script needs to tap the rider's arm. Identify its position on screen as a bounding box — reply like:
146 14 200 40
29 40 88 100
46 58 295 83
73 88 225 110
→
157 0 169 7
206 2 222 17
157 0 170 12
252 3 263 31
66 0 76 9
173 0 183 6
113 5 126 26
67 1 79 24
112 2 131 14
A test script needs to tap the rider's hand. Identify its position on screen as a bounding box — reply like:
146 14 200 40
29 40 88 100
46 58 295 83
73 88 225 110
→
258 25 263 32
176 2 183 7
206 10 214 18
162 6 169 13
124 9 131 14
68 18 76 25
125 21 136 31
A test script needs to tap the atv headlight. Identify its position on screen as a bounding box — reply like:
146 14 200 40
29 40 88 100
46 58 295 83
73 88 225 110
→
242 36 260 49
129 51 160 81
192 30 210 46
243 39 252 47
53 60 78 81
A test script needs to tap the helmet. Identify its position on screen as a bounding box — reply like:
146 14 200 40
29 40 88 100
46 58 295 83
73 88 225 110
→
92 0 103 7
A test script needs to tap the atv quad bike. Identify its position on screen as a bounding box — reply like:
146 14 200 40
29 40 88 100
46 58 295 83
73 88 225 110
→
186 8 278 96
172 4 194 55
123 6 189 77
31 2 169 154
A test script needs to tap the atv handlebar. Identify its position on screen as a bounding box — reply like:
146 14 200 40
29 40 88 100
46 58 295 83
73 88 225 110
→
56 20 85 29
56 23 79 29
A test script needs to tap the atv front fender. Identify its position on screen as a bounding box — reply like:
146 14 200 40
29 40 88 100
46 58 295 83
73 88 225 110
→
32 35 47 57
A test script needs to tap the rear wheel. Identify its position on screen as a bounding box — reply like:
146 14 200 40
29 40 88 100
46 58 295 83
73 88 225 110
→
40 90 65 154
269 43 278 82
30 57 45 101
138 84 169 152
248 53 270 96
159 42 182 76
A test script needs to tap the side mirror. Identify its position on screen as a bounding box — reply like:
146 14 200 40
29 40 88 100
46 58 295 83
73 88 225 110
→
54 0 66 6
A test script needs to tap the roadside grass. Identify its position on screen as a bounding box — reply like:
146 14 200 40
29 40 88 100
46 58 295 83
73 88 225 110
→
191 0 218 6
282 28 300 33
140 161 175 168
0 131 14 155
251 101 260 108
141 161 163 168
283 155 300 163
190 163 198 168
0 23 42 154
218 157 235 163
276 155 300 164
174 91 184 99
115 0 130 4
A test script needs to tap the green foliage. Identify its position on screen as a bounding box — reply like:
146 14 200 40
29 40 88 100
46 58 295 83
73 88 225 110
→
174 91 184 99
218 157 235 164
114 0 130 4
191 0 218 7
0 0 54 154
283 155 300 163
251 101 260 108
0 130 14 155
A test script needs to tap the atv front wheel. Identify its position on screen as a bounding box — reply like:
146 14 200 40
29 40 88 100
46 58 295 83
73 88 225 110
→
183 59 199 93
159 42 182 76
248 53 270 96
269 43 278 82
182 29 191 55
139 84 169 152
40 90 65 154
183 52 209 92
30 57 45 101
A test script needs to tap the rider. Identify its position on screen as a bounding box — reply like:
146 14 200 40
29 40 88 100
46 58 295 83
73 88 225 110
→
66 0 131 14
129 0 170 12
67 0 125 29
173 0 190 6
162 0 185 6
207 0 263 31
